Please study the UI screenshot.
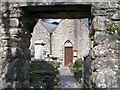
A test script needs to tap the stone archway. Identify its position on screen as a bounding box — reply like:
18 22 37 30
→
0 3 91 88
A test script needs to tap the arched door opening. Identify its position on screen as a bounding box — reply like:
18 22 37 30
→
64 40 73 66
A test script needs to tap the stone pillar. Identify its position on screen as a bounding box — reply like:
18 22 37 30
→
91 2 120 88
83 53 91 88
0 2 32 88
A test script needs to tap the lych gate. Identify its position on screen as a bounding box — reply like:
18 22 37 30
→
0 1 120 89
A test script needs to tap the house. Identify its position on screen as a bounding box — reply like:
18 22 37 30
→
30 19 90 66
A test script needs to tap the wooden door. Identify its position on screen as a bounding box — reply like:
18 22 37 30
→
64 47 73 66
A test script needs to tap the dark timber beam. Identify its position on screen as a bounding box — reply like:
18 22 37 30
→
21 4 91 19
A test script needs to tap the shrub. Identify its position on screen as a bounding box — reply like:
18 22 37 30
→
69 59 83 82
52 61 60 69
29 61 59 89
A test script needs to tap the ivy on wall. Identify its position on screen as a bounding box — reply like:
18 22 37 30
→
108 22 118 33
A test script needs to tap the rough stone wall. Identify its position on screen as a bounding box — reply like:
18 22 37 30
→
1 0 119 7
90 2 120 88
0 2 32 88
52 19 89 60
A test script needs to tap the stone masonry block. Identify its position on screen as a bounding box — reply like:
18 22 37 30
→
93 16 107 31
4 18 19 28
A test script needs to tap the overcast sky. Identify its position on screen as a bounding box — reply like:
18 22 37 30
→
42 19 62 24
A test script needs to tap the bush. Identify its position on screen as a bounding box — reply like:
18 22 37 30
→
73 60 82 68
69 59 83 82
52 61 60 69
29 61 59 89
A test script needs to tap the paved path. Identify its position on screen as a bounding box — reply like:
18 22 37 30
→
54 66 79 89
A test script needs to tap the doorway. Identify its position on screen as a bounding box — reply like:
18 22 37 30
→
64 47 73 66
14 4 91 88
64 40 73 66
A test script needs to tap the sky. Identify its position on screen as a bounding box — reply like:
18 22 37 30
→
42 19 62 24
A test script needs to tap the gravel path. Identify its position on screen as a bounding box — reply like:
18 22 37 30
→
54 66 79 89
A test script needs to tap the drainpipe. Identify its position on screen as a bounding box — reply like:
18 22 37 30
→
50 33 52 55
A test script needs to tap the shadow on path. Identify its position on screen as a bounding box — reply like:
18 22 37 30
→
54 66 79 89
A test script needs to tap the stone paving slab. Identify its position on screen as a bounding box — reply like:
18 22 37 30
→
54 66 79 89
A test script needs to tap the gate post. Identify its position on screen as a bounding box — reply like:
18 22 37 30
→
83 52 91 89
0 2 33 88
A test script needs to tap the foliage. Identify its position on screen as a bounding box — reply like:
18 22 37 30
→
29 61 59 89
52 61 60 69
108 22 118 32
69 59 83 83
